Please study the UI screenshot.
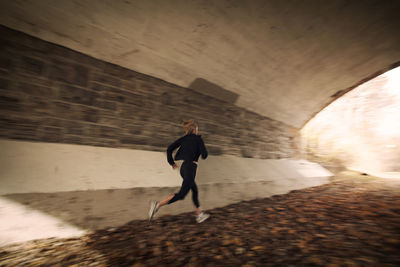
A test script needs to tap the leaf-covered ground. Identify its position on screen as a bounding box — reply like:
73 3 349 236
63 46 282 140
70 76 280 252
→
1 172 400 266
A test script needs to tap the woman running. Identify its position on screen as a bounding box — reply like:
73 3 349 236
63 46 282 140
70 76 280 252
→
149 119 210 223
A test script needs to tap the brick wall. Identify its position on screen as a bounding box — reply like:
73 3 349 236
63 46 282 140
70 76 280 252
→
0 25 296 159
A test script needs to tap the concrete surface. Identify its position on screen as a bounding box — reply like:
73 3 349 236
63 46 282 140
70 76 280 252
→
0 197 86 247
1 0 399 128
2 178 326 232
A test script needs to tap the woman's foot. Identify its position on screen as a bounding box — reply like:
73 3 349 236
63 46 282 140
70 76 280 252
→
196 212 210 223
149 201 159 221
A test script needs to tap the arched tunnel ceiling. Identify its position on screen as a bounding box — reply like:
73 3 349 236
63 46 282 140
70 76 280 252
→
1 0 400 128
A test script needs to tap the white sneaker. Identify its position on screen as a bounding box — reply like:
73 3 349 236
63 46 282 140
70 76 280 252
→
149 201 159 221
196 212 210 223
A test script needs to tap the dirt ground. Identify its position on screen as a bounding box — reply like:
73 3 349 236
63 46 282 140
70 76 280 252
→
1 171 399 266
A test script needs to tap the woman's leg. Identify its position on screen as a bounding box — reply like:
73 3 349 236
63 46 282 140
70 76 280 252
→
192 179 209 222
158 194 174 207
191 182 201 215
166 177 193 205
159 162 193 208
150 168 190 220
150 163 194 220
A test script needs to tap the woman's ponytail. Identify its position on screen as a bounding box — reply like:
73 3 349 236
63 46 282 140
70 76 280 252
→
182 119 197 134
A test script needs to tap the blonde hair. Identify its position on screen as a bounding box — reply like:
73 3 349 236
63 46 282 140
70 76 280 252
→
182 119 198 134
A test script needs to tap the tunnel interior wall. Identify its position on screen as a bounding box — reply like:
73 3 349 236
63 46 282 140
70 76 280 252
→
0 25 296 159
0 25 334 231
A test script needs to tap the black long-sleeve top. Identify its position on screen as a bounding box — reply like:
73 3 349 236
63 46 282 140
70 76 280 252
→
167 134 208 166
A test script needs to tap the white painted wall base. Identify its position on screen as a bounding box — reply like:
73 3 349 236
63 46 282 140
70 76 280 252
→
0 139 333 195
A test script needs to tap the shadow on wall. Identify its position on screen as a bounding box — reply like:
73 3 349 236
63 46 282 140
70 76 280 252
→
188 78 239 105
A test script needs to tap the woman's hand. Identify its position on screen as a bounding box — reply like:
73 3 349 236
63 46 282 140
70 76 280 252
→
172 164 178 170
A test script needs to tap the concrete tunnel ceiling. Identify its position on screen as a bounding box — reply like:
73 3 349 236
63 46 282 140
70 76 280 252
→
1 0 400 128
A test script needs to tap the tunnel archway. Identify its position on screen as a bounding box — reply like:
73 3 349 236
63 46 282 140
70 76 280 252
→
1 0 400 250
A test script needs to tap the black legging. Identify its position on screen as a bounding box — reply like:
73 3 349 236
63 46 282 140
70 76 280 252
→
168 161 200 208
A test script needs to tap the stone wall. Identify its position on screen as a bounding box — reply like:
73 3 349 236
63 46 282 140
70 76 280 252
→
0 25 296 159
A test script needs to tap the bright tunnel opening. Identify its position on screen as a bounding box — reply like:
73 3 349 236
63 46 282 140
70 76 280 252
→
301 67 400 178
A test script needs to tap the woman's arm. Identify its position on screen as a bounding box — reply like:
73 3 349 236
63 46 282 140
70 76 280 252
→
167 137 182 166
199 136 208 159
